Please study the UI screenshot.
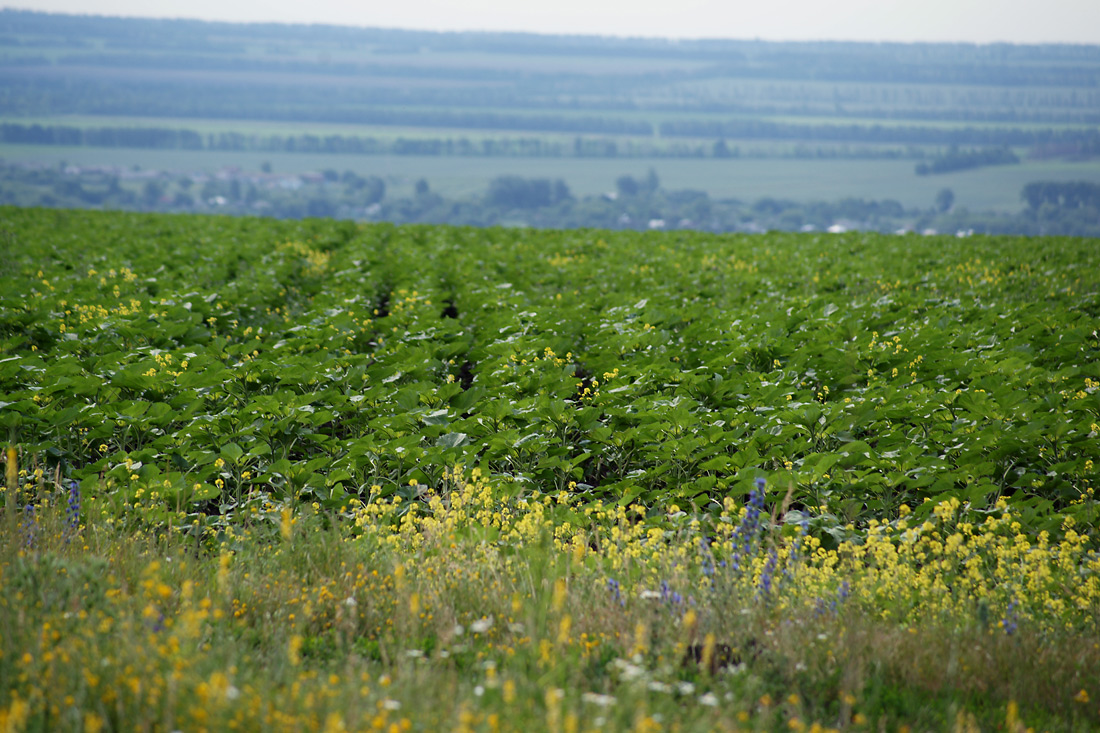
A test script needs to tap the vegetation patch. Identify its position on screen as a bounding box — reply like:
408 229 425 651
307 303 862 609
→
1 208 1098 729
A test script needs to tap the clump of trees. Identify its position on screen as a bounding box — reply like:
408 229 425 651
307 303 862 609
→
487 176 571 209
916 146 1019 175
1021 181 1100 210
615 169 660 198
1018 181 1100 236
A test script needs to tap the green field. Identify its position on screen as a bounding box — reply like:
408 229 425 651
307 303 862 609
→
10 110 1091 137
5 142 1100 210
6 206 1098 525
2 208 1098 730
3 115 626 142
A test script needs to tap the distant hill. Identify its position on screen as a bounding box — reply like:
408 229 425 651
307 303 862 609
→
2 8 1099 129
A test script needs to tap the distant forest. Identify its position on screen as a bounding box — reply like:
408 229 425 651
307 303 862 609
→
7 123 1098 162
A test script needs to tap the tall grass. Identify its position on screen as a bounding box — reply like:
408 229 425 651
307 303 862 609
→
2 468 1097 731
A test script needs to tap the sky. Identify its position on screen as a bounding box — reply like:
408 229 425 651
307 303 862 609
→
10 0 1100 45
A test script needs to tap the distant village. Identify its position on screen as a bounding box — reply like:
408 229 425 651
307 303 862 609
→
3 159 1093 238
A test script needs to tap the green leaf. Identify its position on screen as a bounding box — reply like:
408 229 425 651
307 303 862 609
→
220 443 245 463
437 432 470 449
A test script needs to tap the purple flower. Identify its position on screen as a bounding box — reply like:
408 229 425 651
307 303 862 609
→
699 536 716 578
781 522 809 586
729 482 767 574
606 578 624 607
1002 599 1019 635
756 547 778 599
65 480 81 544
21 503 37 550
660 579 684 606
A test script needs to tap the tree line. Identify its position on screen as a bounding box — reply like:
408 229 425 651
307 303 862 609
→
915 146 1020 175
7 122 1100 165
659 120 1100 150
0 123 904 160
1021 181 1100 210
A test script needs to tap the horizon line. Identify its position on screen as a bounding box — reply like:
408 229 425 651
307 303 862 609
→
5 6 1099 48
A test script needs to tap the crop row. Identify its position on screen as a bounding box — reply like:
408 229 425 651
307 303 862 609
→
1 207 1097 532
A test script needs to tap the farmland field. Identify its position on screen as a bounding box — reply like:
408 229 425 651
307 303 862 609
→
1 208 1099 730
8 111 1092 136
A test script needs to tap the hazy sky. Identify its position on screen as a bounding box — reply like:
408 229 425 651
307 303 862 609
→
11 0 1100 44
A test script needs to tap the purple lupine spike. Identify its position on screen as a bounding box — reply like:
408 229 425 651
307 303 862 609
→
65 480 81 544
22 503 37 550
756 547 778 599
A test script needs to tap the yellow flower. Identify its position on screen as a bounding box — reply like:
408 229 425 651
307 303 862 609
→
287 635 303 666
5 446 16 492
1006 700 1019 728
323 712 346 733
682 608 698 636
280 507 294 540
632 622 649 656
217 552 232 592
84 713 105 733
557 615 572 645
551 578 567 611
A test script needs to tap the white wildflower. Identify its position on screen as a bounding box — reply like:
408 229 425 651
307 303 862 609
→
581 692 617 707
470 616 494 634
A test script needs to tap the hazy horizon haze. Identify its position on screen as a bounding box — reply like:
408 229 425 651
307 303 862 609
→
7 0 1100 45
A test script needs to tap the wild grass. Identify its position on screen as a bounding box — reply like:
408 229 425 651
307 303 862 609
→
2 468 1097 731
